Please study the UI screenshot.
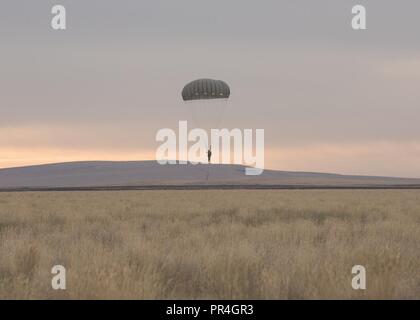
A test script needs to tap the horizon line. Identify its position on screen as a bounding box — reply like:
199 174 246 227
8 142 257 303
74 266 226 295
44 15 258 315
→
1 159 419 180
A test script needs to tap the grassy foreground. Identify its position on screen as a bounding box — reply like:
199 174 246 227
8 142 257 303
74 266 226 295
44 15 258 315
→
0 190 419 299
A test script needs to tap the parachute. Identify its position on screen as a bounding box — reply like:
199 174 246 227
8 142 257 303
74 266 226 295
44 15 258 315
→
182 79 230 101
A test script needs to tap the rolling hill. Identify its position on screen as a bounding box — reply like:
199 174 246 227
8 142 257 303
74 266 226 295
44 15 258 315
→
0 161 420 190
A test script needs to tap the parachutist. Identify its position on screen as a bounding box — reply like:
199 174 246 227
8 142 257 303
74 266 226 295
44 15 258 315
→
207 147 212 164
182 79 229 168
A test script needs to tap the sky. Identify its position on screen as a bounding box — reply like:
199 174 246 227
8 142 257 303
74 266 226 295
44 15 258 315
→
1 0 420 177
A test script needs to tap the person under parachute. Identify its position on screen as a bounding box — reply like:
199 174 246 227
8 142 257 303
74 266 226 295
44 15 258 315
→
207 146 212 164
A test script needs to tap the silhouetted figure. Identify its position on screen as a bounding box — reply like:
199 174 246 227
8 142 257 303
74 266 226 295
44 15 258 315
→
207 147 212 164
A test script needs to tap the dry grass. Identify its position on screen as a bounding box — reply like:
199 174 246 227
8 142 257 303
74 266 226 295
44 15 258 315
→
0 190 419 299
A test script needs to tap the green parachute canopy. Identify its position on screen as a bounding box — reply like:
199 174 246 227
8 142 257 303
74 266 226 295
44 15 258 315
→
182 79 230 101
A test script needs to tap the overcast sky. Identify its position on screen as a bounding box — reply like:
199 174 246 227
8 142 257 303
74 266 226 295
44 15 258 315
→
1 0 419 177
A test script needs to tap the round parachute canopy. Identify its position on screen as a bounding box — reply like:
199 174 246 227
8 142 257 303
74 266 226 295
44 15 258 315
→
182 79 230 101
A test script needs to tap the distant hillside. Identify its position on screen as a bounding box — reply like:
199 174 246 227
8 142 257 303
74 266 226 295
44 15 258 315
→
0 161 420 190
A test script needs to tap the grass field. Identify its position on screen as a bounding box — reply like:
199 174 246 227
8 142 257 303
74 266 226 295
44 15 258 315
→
0 190 419 299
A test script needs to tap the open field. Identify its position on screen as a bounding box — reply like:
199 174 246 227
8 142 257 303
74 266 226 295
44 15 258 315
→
0 190 419 299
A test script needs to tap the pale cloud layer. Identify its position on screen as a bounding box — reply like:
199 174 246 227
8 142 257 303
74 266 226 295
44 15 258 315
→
1 1 419 177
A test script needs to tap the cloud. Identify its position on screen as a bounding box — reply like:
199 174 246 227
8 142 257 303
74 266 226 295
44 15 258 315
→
378 58 420 79
2 127 420 178
266 141 420 178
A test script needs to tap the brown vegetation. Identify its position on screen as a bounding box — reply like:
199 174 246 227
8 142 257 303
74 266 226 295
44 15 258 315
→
0 190 419 299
